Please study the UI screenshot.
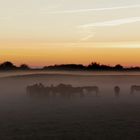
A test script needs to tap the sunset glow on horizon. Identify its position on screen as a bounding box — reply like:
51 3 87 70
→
0 0 140 67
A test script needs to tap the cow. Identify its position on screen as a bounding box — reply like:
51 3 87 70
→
114 86 120 97
130 85 140 94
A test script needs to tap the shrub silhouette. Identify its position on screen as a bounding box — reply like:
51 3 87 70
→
0 61 140 71
19 64 30 70
0 61 17 70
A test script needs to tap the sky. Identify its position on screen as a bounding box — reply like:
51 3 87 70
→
0 0 140 67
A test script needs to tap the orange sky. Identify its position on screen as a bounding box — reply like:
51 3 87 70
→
0 40 140 67
0 0 140 67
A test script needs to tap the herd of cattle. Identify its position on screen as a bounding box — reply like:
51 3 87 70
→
26 83 140 98
26 83 99 97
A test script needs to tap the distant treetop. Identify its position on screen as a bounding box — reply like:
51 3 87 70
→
0 61 140 71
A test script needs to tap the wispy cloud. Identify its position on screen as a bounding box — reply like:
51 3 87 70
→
79 17 140 28
47 4 140 14
78 17 140 41
77 27 96 41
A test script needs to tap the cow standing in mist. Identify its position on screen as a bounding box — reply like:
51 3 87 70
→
130 85 140 94
114 86 120 97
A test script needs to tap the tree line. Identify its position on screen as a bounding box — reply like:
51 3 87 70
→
0 61 140 71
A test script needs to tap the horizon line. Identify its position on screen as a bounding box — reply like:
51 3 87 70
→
1 61 140 69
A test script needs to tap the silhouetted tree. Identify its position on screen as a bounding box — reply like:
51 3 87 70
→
19 64 30 70
100 64 113 70
0 61 140 71
114 64 123 70
43 64 85 71
0 61 17 70
87 62 101 70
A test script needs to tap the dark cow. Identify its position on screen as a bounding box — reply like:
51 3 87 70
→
130 85 140 94
114 86 120 97
82 86 99 96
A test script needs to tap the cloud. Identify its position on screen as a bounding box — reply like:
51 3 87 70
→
48 4 140 14
78 28 96 41
79 17 140 28
80 34 94 41
78 17 140 41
